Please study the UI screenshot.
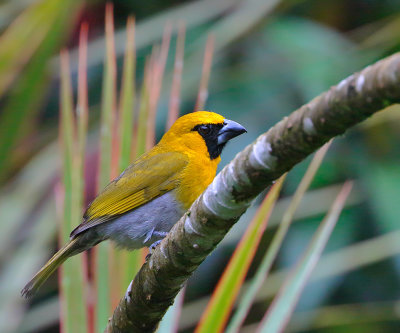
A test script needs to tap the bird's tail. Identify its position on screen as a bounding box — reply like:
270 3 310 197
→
21 238 79 299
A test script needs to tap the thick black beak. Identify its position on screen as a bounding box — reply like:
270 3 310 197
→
217 119 247 145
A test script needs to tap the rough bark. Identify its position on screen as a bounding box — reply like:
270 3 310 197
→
105 52 400 332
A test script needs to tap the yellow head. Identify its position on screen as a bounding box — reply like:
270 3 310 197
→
160 111 246 160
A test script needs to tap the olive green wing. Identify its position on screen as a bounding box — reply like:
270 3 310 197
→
70 151 188 237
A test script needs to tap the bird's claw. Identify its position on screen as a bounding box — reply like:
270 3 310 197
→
149 240 162 253
145 240 162 262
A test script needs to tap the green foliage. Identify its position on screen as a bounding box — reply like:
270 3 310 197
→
196 176 286 333
258 182 353 332
227 143 331 332
59 50 87 333
0 0 82 183
95 5 116 328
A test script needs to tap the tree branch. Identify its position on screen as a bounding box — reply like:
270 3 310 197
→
105 52 400 333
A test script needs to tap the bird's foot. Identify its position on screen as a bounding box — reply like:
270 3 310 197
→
144 231 169 261
145 240 163 262
149 240 162 253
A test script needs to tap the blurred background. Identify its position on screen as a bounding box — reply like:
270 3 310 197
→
2 0 400 332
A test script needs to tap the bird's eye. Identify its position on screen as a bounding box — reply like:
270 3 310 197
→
198 125 211 136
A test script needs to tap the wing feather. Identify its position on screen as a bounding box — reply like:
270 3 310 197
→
70 151 188 237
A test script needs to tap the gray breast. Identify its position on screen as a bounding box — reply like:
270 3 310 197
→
94 191 185 250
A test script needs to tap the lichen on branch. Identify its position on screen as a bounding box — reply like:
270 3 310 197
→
105 52 400 333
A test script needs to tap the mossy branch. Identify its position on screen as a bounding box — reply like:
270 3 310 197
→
105 53 400 332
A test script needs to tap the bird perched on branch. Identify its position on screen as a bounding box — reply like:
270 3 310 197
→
22 111 246 298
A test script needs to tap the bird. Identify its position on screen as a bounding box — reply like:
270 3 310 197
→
21 111 246 298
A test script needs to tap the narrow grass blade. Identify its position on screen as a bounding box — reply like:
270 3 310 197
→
179 226 400 331
135 59 151 157
257 181 354 333
77 22 89 164
195 176 286 333
59 50 87 333
96 3 116 330
60 51 74 191
227 142 331 333
146 24 171 150
194 34 214 111
76 23 91 333
118 16 136 172
167 22 185 130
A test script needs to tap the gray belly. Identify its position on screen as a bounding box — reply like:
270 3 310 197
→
94 191 185 250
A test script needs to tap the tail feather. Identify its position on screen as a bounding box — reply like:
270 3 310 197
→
21 238 79 299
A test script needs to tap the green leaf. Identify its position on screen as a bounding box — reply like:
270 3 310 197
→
135 61 150 157
195 175 286 333
257 181 353 333
96 4 116 330
0 0 81 182
118 17 136 172
227 142 331 333
59 50 87 333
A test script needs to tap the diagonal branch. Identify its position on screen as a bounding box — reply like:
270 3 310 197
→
105 52 400 333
